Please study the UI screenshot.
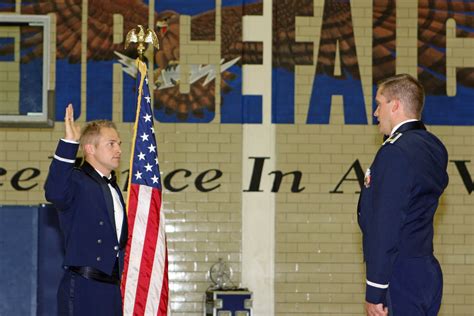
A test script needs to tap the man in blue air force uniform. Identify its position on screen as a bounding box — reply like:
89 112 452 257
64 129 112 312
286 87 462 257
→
45 104 128 315
358 74 449 316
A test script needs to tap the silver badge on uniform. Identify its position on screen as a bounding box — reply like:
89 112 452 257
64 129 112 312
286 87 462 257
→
364 168 371 188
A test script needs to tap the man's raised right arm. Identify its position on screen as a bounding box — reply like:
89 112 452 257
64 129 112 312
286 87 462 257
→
44 104 81 209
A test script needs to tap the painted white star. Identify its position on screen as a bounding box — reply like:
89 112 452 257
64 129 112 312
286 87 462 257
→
144 163 153 172
137 152 145 160
148 144 156 153
150 127 155 134
140 132 149 142
151 174 159 184
155 157 159 165
143 114 152 122
134 171 142 180
145 96 151 103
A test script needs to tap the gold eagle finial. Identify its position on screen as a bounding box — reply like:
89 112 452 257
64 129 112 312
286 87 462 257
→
125 25 159 60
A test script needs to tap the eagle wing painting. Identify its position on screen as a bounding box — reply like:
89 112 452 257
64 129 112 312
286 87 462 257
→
1 0 474 120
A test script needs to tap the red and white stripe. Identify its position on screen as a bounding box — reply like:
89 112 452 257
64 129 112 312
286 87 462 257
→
122 184 168 315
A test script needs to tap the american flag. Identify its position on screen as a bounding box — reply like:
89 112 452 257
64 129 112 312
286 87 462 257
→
121 59 169 316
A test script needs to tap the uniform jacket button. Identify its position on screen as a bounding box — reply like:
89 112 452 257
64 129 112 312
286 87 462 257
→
114 246 119 251
99 221 104 226
96 256 101 261
97 239 102 244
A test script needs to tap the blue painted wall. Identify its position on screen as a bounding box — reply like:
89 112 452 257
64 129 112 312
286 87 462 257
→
0 205 64 316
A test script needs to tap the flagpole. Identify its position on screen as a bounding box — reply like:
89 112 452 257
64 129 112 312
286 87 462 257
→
125 59 147 216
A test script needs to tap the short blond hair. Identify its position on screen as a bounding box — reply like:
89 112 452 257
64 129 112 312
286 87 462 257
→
378 74 425 117
79 120 117 151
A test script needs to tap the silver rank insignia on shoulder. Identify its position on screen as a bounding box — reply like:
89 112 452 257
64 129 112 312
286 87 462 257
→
364 168 371 188
383 132 403 146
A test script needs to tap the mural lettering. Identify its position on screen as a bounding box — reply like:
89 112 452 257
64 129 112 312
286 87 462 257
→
1 159 473 194
1 0 474 124
450 160 474 194
307 0 367 125
244 157 306 193
0 167 41 191
330 159 365 194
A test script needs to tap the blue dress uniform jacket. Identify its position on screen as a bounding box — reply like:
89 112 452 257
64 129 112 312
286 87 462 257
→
45 140 128 315
358 121 448 308
45 140 128 276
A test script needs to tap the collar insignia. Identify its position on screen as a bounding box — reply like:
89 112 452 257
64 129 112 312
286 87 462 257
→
383 132 403 146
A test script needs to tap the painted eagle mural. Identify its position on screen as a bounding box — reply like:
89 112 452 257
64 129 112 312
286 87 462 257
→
1 0 474 120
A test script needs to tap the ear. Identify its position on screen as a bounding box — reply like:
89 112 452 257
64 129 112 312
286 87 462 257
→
83 143 95 156
391 99 400 113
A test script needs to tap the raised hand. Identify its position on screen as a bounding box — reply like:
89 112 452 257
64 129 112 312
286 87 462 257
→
64 104 81 142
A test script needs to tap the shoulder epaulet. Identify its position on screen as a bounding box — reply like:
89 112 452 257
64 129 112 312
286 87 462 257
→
382 132 403 145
